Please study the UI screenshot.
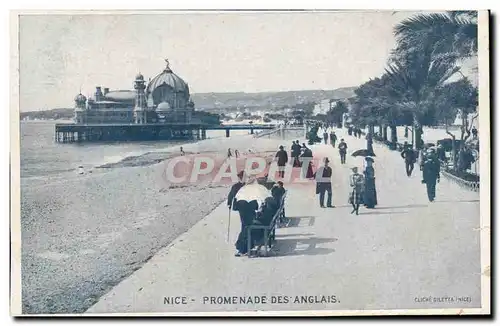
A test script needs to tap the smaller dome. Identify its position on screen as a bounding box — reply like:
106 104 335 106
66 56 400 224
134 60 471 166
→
156 101 171 111
74 93 87 103
135 73 144 81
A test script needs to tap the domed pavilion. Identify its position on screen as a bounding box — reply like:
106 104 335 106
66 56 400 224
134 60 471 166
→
73 59 195 125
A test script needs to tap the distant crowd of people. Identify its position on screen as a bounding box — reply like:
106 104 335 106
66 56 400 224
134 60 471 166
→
224 121 476 256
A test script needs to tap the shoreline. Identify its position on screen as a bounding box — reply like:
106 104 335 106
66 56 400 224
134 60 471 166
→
20 129 303 314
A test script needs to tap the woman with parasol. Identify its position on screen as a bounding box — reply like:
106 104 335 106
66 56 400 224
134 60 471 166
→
231 178 272 256
363 157 378 209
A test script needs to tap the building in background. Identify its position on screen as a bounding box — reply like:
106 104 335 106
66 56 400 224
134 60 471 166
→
74 60 195 125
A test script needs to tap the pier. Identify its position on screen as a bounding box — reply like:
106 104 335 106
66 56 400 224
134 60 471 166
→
54 123 276 143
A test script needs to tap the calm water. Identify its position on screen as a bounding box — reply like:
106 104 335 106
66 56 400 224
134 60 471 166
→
20 121 246 179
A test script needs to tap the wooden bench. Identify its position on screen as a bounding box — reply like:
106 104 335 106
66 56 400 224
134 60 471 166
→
246 191 287 258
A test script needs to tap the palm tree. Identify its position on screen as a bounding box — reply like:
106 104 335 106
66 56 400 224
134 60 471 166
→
385 49 460 149
392 11 478 63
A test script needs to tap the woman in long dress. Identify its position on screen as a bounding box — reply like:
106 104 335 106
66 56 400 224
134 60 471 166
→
363 157 378 208
300 144 314 179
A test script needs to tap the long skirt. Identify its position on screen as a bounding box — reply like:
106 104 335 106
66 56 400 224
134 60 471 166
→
306 162 314 179
363 177 378 208
234 200 258 253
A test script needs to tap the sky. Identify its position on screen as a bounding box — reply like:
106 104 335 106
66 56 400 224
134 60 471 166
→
19 11 440 111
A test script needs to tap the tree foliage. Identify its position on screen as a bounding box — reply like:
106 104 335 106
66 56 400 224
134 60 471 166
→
326 101 349 126
392 11 477 62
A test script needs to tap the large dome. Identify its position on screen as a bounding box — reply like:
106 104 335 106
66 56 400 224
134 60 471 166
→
146 64 189 95
156 101 171 112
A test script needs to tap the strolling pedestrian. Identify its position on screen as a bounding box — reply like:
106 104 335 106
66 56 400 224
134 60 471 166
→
363 157 377 208
301 143 314 178
314 158 334 208
275 145 288 178
292 140 302 167
349 167 364 215
330 131 337 147
366 132 374 155
180 146 185 156
421 149 440 202
227 148 233 158
323 131 329 145
401 142 417 177
338 139 348 164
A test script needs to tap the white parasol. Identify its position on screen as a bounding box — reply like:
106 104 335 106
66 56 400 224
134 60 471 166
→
234 183 271 207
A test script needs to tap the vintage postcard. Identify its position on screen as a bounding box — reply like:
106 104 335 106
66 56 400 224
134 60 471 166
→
10 10 490 316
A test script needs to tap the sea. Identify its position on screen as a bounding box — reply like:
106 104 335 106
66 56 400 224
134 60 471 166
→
19 121 479 181
20 121 248 180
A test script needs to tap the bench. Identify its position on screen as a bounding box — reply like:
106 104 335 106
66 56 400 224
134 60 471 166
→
246 191 287 258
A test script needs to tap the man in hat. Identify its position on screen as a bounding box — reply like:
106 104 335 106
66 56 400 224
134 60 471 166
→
421 150 440 202
401 142 417 177
227 171 246 210
271 181 288 224
338 138 348 164
291 140 302 167
275 145 288 178
314 158 334 208
323 130 329 145
330 131 337 147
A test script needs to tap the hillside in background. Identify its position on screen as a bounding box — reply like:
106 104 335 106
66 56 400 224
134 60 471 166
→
190 87 357 110
20 87 357 120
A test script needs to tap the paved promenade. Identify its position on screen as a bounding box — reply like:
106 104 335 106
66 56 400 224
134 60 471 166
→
87 129 482 315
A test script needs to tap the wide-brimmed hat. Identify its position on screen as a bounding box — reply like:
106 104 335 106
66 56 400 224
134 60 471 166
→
324 157 330 163
365 157 374 163
351 166 358 171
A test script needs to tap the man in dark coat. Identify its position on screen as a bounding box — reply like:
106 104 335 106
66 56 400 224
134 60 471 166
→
271 181 287 224
330 131 337 147
366 133 374 155
401 142 417 177
275 145 288 178
472 126 478 139
290 141 298 167
422 150 441 202
314 158 334 208
338 139 348 164
323 131 329 145
291 140 302 167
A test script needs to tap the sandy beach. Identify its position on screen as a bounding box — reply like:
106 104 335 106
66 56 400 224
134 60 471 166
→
20 129 303 314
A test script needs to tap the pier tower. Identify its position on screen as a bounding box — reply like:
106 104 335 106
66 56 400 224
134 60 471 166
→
134 72 147 124
73 93 87 124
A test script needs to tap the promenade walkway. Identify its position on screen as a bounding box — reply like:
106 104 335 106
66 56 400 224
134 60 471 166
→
87 128 482 315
